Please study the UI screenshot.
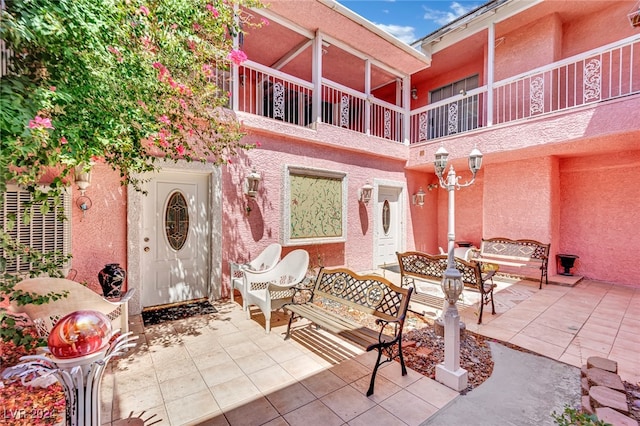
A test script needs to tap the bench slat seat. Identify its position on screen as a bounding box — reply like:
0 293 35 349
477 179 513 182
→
285 303 396 348
396 251 496 324
473 237 550 289
284 267 412 396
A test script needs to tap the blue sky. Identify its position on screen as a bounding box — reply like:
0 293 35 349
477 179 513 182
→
337 0 485 44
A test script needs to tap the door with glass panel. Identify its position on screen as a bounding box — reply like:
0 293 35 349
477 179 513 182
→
141 171 209 307
375 186 401 266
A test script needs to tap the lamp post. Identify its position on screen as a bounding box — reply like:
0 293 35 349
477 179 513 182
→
433 145 482 391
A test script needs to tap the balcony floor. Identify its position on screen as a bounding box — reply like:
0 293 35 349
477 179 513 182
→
101 274 640 425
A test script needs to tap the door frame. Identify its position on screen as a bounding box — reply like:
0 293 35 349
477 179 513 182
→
127 160 221 314
372 179 407 268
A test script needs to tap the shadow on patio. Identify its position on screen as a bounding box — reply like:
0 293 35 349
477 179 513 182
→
102 274 640 425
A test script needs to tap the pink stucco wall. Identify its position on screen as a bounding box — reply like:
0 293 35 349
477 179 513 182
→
405 170 437 253
482 157 555 253
221 129 410 296
70 164 127 295
494 13 562 81
559 151 639 285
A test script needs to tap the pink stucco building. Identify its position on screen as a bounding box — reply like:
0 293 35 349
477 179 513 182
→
7 0 638 314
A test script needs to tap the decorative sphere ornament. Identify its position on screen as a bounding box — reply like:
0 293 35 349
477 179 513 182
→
48 310 112 359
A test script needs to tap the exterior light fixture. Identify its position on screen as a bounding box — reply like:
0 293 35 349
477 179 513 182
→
245 169 261 198
412 187 425 207
359 182 373 204
74 163 93 196
411 87 418 100
433 144 483 392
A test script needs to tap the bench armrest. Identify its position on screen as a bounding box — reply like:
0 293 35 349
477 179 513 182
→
115 288 135 304
481 269 497 281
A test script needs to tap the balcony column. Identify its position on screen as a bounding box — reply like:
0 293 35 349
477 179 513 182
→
403 75 411 145
312 32 324 127
487 22 495 126
231 3 240 112
365 59 371 136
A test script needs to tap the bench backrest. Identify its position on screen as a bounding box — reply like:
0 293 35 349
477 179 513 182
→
311 267 412 323
480 238 550 263
396 251 483 292
9 278 130 337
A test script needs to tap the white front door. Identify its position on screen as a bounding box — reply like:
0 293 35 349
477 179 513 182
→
375 186 402 266
141 171 210 308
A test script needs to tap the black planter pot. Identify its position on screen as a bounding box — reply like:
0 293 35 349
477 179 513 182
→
98 263 126 299
557 254 579 276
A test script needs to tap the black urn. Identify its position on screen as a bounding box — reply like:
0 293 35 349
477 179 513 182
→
98 263 126 299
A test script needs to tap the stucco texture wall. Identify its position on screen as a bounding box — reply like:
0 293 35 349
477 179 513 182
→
70 164 128 294
559 151 640 286
495 13 562 82
483 157 554 244
221 132 409 296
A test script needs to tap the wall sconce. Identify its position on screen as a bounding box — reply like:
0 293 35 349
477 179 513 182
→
412 187 425 207
74 163 93 196
245 168 261 198
359 182 373 204
411 87 418 100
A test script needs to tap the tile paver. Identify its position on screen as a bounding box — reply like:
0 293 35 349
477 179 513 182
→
103 277 639 425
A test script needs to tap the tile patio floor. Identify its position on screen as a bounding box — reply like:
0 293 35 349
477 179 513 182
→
101 274 640 426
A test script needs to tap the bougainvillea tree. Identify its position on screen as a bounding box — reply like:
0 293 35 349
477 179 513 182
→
0 0 264 345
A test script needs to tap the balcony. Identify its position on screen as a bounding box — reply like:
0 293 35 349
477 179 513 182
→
231 36 639 146
235 61 407 144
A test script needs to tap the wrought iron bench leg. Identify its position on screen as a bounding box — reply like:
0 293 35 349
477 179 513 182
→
367 347 384 397
284 311 297 340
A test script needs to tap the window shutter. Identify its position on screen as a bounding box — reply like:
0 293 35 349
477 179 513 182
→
0 186 71 274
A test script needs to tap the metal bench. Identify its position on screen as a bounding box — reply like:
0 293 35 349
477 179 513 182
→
472 237 550 289
396 251 496 324
284 267 413 396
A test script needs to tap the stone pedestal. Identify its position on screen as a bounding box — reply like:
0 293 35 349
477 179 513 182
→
435 303 468 391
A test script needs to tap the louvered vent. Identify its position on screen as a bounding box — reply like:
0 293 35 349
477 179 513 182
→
0 186 71 273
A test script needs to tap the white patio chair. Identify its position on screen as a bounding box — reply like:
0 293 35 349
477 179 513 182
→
229 243 282 310
244 249 309 333
8 277 134 338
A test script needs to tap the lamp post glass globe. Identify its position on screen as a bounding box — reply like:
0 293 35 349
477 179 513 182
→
441 268 463 304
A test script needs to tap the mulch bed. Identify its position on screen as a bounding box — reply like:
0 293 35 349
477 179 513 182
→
312 298 493 393
0 333 65 426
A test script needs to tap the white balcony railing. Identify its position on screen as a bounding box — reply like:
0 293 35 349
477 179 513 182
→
410 36 640 144
409 88 487 144
321 79 405 143
493 35 640 125
237 61 314 126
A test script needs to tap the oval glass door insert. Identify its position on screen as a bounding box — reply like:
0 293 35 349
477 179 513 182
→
382 199 391 235
165 191 189 251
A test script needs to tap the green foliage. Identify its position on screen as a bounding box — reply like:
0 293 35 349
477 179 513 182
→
552 405 611 426
0 0 264 351
0 0 264 197
0 233 70 350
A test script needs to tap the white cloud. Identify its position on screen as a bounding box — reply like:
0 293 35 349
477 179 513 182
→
423 1 481 26
375 23 417 44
